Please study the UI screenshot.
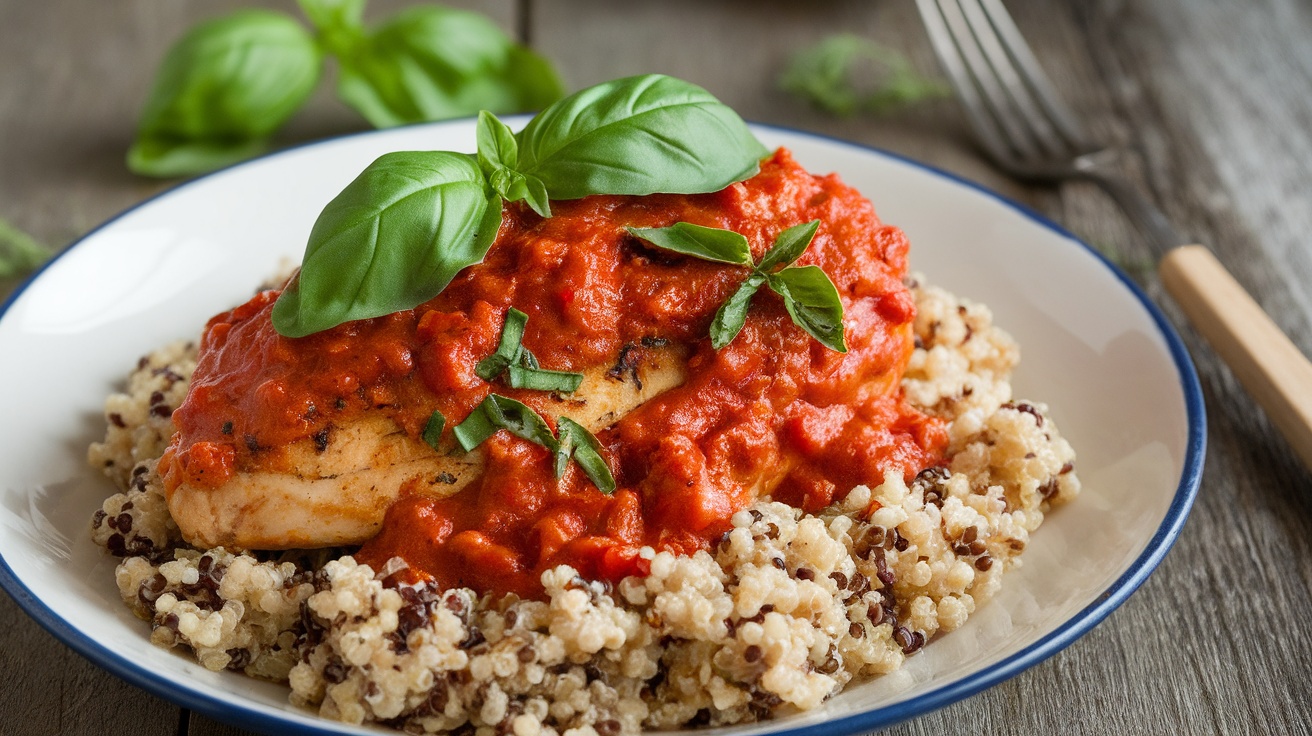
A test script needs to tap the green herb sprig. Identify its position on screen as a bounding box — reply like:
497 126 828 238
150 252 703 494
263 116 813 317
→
272 74 768 337
0 218 51 279
781 34 948 117
128 0 563 177
627 220 847 352
453 394 616 493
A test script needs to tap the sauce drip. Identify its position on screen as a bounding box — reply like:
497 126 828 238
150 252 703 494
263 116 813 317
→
165 150 946 598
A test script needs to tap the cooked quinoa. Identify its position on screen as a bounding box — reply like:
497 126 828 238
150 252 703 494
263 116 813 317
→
88 277 1079 734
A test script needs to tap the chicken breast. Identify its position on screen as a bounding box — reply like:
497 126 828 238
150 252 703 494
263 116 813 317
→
166 344 688 549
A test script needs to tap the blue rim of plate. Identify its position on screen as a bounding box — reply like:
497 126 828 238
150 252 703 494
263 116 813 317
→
0 120 1206 736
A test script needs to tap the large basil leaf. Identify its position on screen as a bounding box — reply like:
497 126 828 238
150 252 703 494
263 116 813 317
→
128 10 321 177
515 74 770 200
334 6 564 128
271 151 501 337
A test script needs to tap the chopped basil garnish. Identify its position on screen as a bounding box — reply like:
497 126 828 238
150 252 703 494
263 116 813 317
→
555 417 616 494
454 394 614 494
475 307 529 381
506 365 584 392
453 394 556 453
629 219 847 352
421 409 446 450
273 74 767 337
476 308 584 392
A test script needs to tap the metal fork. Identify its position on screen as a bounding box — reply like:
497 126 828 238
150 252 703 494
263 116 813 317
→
916 0 1312 470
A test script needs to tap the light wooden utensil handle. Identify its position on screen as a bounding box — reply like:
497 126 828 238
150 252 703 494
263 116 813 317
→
1160 244 1312 469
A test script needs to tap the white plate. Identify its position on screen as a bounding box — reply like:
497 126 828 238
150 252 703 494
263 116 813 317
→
0 121 1204 735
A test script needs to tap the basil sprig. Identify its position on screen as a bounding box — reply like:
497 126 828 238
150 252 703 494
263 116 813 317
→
628 220 847 352
271 151 501 337
331 6 563 128
128 10 321 177
476 308 584 393
128 0 565 178
454 394 616 493
274 74 767 337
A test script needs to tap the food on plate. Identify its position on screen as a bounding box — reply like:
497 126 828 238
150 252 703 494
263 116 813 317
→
88 75 1079 734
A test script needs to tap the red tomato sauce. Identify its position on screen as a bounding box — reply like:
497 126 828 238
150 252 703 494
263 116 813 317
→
163 149 946 598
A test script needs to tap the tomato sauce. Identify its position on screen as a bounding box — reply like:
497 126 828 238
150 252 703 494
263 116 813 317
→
164 149 946 598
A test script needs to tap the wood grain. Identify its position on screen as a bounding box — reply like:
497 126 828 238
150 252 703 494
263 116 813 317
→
2 1 1311 735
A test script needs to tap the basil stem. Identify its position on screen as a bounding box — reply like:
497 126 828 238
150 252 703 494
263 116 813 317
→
128 10 322 177
271 151 502 337
333 6 563 128
626 223 753 266
513 74 769 200
421 409 446 450
453 394 557 453
556 417 616 494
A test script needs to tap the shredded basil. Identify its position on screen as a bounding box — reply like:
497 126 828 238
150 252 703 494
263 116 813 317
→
555 417 616 493
421 409 446 450
454 395 614 494
474 308 584 392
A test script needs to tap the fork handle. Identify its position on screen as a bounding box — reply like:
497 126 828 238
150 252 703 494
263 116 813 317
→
1160 245 1312 469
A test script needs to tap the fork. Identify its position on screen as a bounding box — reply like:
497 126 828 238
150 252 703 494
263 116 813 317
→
916 0 1312 470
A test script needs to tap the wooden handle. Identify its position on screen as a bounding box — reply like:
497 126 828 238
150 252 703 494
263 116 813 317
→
1160 245 1312 469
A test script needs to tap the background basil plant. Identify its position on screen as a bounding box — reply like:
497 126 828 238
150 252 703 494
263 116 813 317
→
127 0 564 177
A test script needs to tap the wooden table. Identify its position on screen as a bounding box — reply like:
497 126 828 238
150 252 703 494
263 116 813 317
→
3 1 1310 734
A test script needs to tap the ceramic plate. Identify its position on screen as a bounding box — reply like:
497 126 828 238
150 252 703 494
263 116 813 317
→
0 121 1205 735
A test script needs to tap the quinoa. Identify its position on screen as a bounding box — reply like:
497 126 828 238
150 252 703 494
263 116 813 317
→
88 277 1079 734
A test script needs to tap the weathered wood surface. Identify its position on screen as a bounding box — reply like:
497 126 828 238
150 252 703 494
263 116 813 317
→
2 1 1310 734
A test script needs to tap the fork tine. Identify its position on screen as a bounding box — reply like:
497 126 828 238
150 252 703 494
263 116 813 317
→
915 0 1022 164
953 0 1068 159
977 0 1097 151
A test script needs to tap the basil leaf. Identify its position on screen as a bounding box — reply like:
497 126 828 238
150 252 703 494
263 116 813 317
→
710 272 767 349
454 394 557 452
515 74 769 200
297 0 365 57
767 266 848 353
476 307 529 381
556 417 616 493
478 112 552 217
334 6 564 128
271 151 502 337
626 223 753 266
421 409 446 450
0 218 50 279
758 220 820 272
128 10 321 177
780 34 948 118
507 365 584 393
